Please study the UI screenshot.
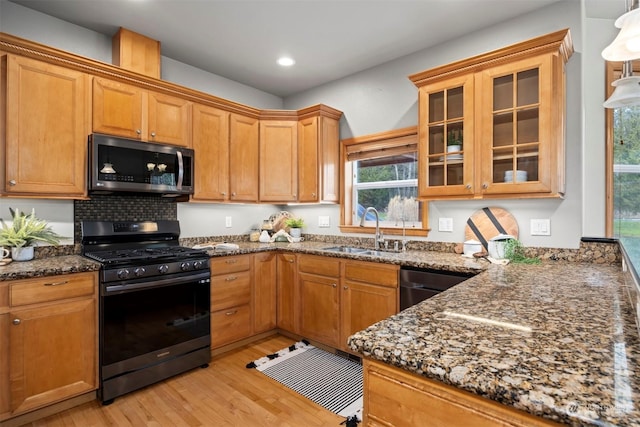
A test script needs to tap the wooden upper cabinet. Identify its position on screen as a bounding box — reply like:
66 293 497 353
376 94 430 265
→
229 113 259 202
192 103 230 201
297 110 341 203
4 55 88 197
410 29 573 200
92 77 191 147
259 120 298 202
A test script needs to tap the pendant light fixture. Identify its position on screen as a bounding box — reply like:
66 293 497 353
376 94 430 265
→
603 0 640 108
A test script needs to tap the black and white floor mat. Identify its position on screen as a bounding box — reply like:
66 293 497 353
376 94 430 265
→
246 341 363 420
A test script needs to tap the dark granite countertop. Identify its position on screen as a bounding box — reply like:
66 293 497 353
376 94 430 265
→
2 241 636 426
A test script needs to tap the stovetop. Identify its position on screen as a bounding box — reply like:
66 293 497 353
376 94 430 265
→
84 246 207 266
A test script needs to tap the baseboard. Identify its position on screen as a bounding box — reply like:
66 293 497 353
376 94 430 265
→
1 391 96 427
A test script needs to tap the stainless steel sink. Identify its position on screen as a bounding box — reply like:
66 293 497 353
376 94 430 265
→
322 246 370 254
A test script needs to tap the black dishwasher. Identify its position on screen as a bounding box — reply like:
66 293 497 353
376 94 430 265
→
400 267 475 310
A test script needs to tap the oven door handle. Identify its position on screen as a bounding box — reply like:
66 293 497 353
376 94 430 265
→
103 271 210 295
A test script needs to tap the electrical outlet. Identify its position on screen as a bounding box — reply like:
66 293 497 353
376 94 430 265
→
225 216 232 228
530 219 550 236
318 216 330 228
438 217 453 232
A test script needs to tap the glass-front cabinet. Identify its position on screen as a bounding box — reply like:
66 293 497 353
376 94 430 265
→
411 29 573 200
418 74 474 198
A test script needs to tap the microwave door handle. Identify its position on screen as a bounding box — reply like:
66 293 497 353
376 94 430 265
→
176 150 184 190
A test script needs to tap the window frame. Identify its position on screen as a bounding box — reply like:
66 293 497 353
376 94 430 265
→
605 61 640 237
339 126 430 236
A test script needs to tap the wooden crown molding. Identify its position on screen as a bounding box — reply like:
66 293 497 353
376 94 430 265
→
408 28 573 87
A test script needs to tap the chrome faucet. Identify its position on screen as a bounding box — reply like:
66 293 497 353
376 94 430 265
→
360 207 384 250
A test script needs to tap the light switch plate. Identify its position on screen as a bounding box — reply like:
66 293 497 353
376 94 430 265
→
438 217 453 232
530 219 550 236
318 216 330 228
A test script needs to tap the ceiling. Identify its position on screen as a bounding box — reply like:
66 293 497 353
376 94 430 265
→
6 0 618 97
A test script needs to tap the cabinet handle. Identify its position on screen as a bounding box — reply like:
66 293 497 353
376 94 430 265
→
151 132 156 137
9 180 16 186
12 318 21 325
136 129 141 135
225 310 237 316
225 275 237 281
225 259 238 264
44 280 69 287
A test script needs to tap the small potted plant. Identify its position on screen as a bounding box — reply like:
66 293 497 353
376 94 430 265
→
0 208 65 261
447 129 462 153
284 217 305 239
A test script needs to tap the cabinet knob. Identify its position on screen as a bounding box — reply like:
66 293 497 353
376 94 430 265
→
136 129 141 135
9 180 16 186
151 132 156 137
12 318 21 325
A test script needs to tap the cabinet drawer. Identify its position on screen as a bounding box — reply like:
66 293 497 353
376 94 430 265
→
9 272 97 307
298 254 340 277
344 262 398 288
211 304 251 348
211 271 251 311
210 255 251 275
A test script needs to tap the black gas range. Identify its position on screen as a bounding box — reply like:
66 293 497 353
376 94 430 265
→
81 220 211 404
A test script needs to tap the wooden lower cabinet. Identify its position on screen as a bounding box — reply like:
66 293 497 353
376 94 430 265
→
210 255 252 348
276 253 298 333
363 359 560 427
253 252 277 333
0 272 98 421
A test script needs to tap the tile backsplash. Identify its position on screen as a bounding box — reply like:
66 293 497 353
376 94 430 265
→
73 194 177 242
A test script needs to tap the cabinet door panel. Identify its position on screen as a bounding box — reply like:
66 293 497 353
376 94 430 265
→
147 92 191 146
9 298 96 414
92 77 144 139
298 117 319 202
6 55 88 196
253 252 277 333
299 272 339 348
260 120 297 202
276 253 298 333
192 104 230 201
229 113 259 201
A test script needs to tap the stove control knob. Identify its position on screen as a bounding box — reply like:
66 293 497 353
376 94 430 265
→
193 260 205 270
134 267 146 277
180 262 192 271
158 264 170 274
117 269 130 279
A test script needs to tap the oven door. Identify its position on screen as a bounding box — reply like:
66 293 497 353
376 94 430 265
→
100 271 210 381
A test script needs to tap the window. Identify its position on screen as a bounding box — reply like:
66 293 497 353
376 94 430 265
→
340 127 429 236
606 62 640 238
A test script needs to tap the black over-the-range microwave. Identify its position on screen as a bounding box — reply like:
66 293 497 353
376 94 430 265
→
88 134 195 196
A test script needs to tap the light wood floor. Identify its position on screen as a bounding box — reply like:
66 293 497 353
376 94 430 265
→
20 335 345 427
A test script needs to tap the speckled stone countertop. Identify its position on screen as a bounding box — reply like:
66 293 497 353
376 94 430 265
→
0 255 101 281
348 262 640 426
2 240 637 426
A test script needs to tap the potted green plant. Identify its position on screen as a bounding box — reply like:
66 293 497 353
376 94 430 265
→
0 208 65 261
447 130 463 153
284 217 305 239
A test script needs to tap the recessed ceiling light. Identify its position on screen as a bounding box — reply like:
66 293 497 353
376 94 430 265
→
277 57 295 67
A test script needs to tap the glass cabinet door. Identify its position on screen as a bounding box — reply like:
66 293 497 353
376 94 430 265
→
418 74 474 197
480 55 553 195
